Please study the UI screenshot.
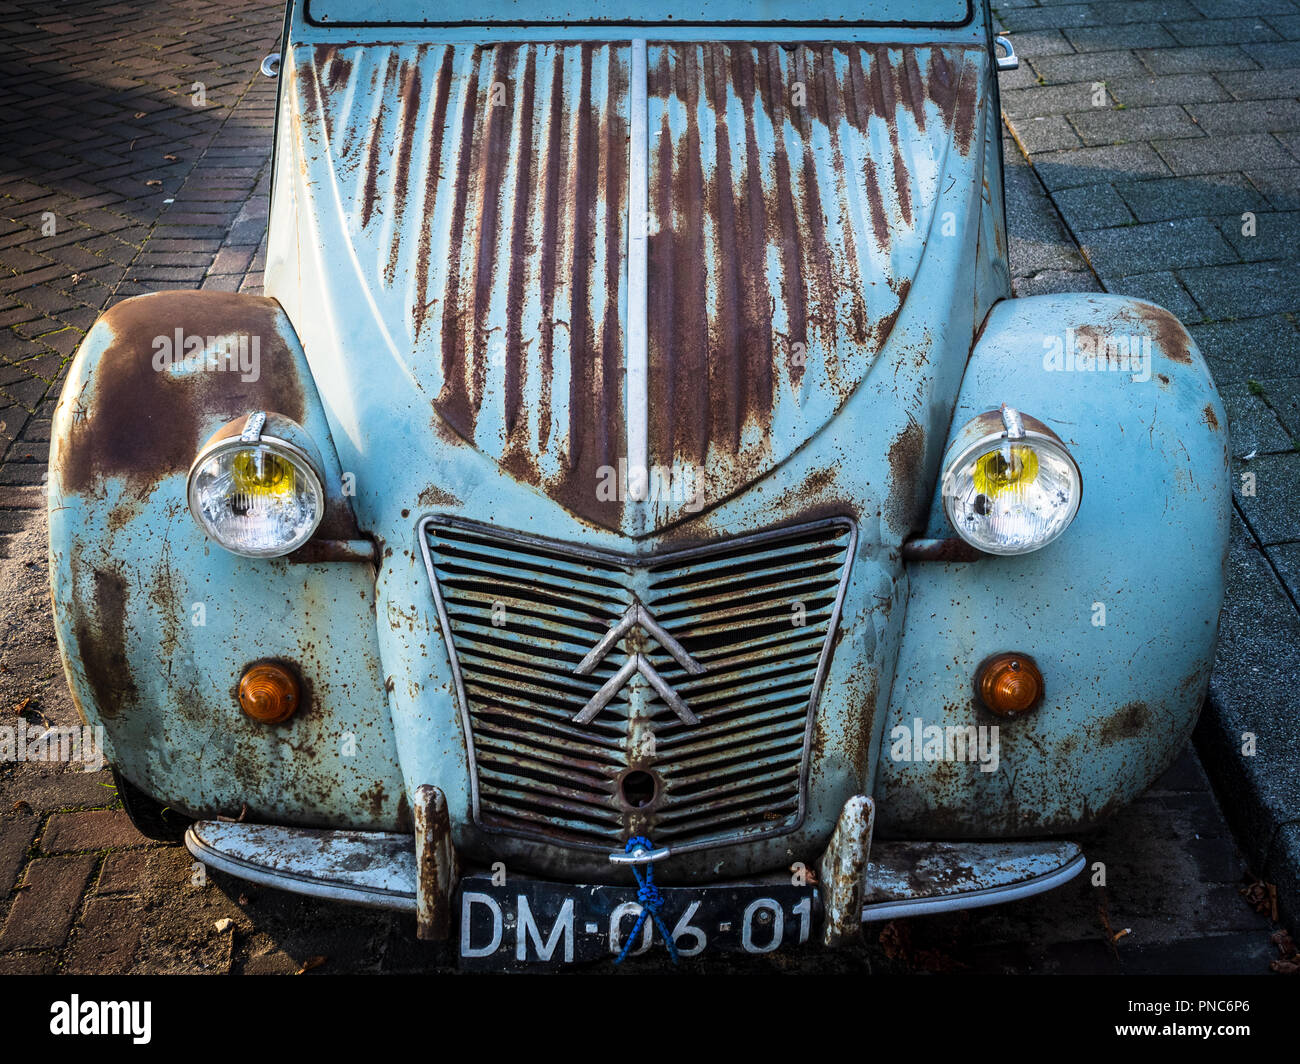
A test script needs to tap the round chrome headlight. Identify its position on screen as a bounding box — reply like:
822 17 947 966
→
187 411 325 558
941 407 1082 556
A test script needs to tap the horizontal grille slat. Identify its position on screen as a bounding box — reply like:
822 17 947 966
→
649 571 844 620
424 517 854 853
661 726 808 767
473 707 627 748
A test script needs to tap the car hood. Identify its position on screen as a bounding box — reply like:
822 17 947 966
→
274 40 984 535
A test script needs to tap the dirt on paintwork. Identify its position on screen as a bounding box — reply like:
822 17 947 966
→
884 419 926 535
1099 701 1152 747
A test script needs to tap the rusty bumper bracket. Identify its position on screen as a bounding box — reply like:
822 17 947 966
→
816 794 875 948
414 784 457 941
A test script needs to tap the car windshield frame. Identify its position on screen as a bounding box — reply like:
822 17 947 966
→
303 1 975 29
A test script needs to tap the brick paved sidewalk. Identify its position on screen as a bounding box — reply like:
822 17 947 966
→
0 1 1292 973
0 0 274 503
0 0 280 974
992 0 1300 935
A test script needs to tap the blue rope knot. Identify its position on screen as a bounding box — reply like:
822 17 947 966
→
637 881 664 911
615 836 679 965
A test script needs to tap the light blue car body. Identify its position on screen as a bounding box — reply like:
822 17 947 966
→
47 0 1228 901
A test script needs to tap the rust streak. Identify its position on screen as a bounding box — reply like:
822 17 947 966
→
435 48 485 438
360 50 401 229
412 48 456 337
384 54 424 286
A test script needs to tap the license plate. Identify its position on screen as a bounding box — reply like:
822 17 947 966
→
457 874 821 970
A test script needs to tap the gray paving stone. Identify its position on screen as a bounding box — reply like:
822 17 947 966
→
1196 510 1300 871
1233 450 1300 542
1277 129 1300 163
1244 168 1300 209
1266 14 1300 38
1011 268 1105 297
1011 114 1083 153
1001 81 1105 120
1269 540 1300 604
1154 132 1297 174
1187 316 1300 390
1214 66 1300 98
1188 0 1300 17
996 60 1042 92
1053 183 1136 230
1098 73 1231 107
1031 50 1150 86
1064 24 1177 53
1242 39 1300 67
1004 151 1085 248
1033 142 1172 190
1068 103 1204 145
1222 391 1296 455
1181 260 1297 317
1092 0 1203 23
1116 172 1269 223
1137 44 1260 74
1079 217 1238 277
1187 99 1300 135
1166 17 1282 45
1253 376 1300 438
1215 208 1300 261
1103 270 1202 320
1002 30 1075 58
1009 232 1091 274
994 4 1095 31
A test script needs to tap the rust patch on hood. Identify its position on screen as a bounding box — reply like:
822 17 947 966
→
1202 404 1220 431
292 42 980 533
332 42 629 531
644 43 978 512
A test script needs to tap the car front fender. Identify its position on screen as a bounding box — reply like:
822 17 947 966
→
48 291 406 830
876 293 1230 837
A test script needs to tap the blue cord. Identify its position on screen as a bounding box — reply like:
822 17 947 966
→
615 836 679 965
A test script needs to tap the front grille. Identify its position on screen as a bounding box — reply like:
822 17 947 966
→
420 517 855 854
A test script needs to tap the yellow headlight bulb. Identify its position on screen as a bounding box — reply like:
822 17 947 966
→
973 444 1039 498
232 448 296 498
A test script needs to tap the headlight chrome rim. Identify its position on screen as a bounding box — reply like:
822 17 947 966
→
186 413 326 559
941 408 1082 557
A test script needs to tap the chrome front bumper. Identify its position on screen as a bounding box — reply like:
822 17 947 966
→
184 801 1086 940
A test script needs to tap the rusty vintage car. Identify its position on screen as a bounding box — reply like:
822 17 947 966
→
48 0 1229 967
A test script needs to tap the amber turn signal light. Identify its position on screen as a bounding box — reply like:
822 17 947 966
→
976 653 1043 718
238 662 300 724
